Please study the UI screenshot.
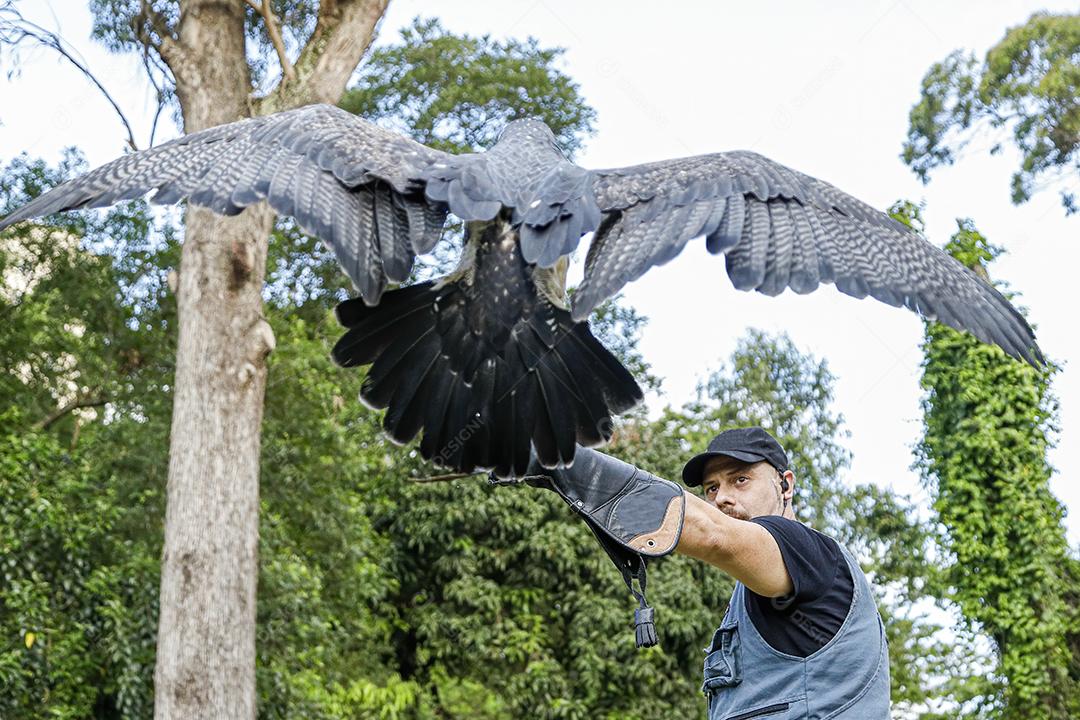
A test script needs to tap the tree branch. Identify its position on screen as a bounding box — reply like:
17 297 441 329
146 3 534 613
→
409 471 487 484
130 0 181 147
0 4 140 151
35 394 108 431
255 0 389 113
245 0 295 85
134 0 186 69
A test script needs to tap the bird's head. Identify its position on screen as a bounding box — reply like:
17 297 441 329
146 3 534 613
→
496 118 566 156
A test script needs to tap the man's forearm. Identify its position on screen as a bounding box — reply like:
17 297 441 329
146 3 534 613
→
676 492 794 598
677 491 738 566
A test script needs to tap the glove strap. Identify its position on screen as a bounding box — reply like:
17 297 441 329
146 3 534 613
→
624 558 658 648
583 515 660 648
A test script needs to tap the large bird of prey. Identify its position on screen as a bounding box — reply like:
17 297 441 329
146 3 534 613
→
0 104 1043 477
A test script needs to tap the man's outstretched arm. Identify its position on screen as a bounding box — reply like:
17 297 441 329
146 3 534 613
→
512 445 795 646
518 444 794 598
677 492 794 598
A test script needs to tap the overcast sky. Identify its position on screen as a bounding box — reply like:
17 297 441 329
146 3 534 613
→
2 0 1077 545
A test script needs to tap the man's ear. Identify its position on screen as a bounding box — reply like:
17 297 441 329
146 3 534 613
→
780 471 794 498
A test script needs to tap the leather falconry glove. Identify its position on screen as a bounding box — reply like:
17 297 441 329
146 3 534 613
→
495 446 686 648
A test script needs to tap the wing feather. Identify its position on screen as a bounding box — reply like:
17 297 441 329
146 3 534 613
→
759 202 794 296
574 150 1043 364
0 104 454 304
786 203 820 294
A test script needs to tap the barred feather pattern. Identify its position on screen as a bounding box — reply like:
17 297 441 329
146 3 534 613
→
0 104 453 303
577 150 1043 365
1 108 1047 472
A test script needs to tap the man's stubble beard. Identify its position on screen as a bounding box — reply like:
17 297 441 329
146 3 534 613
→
720 507 752 522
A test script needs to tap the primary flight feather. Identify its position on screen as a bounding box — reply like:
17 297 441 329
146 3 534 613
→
0 103 1044 477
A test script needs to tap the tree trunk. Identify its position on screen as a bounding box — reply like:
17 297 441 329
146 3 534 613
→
152 3 267 718
148 1 388 717
154 206 275 720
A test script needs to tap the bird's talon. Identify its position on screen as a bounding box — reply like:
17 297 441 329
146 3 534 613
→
487 472 522 486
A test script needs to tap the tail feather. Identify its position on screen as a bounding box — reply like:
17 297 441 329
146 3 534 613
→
454 333 487 384
376 331 441 432
437 311 469 362
436 377 473 469
532 326 608 447
489 358 517 476
531 388 561 470
419 358 458 461
361 326 438 408
565 329 643 413
335 279 433 327
459 357 496 471
333 282 434 366
516 321 576 467
493 347 539 478
507 369 538 477
384 350 440 443
332 279 643 476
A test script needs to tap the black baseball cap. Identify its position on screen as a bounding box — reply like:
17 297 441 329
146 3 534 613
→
681 427 790 486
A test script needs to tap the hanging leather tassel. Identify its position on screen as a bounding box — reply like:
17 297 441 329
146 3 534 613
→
580 514 663 649
634 603 658 648
622 556 658 648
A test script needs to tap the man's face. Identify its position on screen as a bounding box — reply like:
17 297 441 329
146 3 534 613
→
701 455 785 520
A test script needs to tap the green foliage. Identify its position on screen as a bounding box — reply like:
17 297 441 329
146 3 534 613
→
588 296 662 396
341 17 595 156
903 12 1080 213
0 416 107 719
916 218 1080 718
0 149 172 719
89 0 178 56
0 151 171 433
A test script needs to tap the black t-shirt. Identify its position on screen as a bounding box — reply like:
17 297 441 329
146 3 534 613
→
742 516 854 657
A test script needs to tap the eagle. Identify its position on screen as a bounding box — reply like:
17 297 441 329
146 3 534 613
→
0 103 1043 477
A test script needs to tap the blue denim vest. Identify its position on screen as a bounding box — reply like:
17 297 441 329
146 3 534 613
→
701 541 890 719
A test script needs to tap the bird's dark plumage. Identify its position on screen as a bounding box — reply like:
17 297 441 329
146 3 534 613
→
0 103 1045 476
332 219 641 477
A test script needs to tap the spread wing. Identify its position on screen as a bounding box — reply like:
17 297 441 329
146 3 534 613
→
0 103 474 304
562 151 1042 365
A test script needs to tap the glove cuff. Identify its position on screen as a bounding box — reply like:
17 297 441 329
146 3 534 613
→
542 447 686 558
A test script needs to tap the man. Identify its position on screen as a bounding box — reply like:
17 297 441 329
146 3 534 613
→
518 427 890 719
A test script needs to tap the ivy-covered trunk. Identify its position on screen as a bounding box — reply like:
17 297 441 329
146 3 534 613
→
917 219 1080 719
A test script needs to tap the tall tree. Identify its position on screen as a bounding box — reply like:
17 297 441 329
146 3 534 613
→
83 2 393 716
902 11 1080 214
915 216 1080 718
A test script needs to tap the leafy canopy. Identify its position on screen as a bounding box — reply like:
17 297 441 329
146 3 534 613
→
903 12 1080 214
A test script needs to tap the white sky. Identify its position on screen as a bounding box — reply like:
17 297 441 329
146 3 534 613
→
2 0 1077 546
